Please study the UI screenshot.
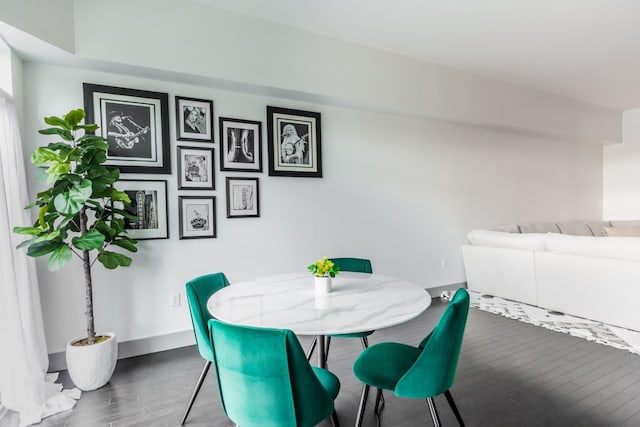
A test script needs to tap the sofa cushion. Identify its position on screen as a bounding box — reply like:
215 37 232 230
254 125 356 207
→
603 226 640 237
544 233 640 261
467 230 546 251
609 220 640 227
518 223 560 234
490 224 520 233
556 222 593 236
587 221 612 236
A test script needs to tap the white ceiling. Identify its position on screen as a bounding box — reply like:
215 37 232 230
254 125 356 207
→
196 0 640 111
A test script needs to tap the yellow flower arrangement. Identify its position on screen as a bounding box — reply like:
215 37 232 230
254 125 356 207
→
307 256 340 278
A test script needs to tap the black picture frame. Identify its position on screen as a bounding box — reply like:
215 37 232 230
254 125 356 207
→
175 96 214 142
83 83 171 174
266 106 322 178
179 196 216 239
226 177 259 218
177 146 215 190
219 117 262 172
116 180 168 240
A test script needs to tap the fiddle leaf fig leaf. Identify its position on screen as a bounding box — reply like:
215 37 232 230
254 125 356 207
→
95 221 116 241
76 123 99 132
53 179 92 215
48 244 73 271
63 109 85 127
110 189 130 203
32 147 63 164
26 240 60 257
12 226 43 236
112 237 138 252
98 251 132 269
44 115 72 130
38 206 47 228
72 230 105 250
45 162 71 185
38 127 73 141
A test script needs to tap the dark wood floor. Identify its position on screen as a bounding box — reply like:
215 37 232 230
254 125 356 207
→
5 298 640 427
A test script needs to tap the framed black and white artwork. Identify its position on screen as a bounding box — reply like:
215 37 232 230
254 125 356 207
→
219 117 262 172
266 106 322 178
179 196 216 239
83 83 170 174
175 96 214 142
226 177 259 218
177 146 214 190
116 180 168 240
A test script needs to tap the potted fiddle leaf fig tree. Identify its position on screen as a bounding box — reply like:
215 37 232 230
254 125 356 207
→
13 108 138 390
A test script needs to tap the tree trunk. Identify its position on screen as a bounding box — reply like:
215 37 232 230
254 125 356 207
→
80 208 96 344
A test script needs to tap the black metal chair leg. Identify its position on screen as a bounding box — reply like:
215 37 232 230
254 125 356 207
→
361 336 369 349
330 409 341 427
373 388 384 427
355 384 370 427
426 397 441 427
444 390 465 427
325 336 332 362
180 360 211 425
361 336 386 411
306 336 318 361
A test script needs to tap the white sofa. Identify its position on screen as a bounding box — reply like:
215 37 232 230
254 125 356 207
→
462 220 640 331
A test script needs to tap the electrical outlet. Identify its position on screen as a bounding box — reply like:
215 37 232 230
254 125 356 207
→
441 258 446 269
170 292 181 307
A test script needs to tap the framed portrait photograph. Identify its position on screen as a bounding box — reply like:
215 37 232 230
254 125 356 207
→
115 180 168 240
266 106 322 178
177 146 214 190
226 177 259 218
83 83 170 174
179 196 216 239
175 96 214 142
219 117 262 172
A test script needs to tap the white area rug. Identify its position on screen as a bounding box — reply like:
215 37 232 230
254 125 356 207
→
443 290 640 355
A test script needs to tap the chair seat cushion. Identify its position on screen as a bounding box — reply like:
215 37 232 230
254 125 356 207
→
328 330 374 338
312 367 340 400
353 342 422 391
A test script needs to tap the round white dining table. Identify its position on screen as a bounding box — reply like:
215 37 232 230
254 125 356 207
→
208 272 431 368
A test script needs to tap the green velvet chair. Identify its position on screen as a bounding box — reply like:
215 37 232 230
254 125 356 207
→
353 288 470 427
180 272 230 425
306 257 374 362
209 319 341 427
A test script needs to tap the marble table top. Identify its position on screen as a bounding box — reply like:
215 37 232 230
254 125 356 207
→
208 272 431 336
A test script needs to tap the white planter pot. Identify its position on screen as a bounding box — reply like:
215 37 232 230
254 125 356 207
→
66 332 117 391
314 276 332 296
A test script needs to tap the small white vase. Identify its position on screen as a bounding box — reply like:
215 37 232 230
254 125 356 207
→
66 332 117 391
315 276 332 296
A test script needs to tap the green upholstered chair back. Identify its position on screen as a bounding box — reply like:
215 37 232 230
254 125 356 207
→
330 257 373 273
185 273 230 361
209 320 335 427
395 288 470 398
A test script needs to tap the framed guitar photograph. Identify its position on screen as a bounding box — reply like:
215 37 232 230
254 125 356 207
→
83 83 171 174
266 106 322 178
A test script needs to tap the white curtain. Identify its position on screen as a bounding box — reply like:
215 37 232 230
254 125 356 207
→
0 92 79 426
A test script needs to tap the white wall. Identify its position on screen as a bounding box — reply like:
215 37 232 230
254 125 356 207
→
603 109 640 219
0 0 74 53
23 63 603 353
70 0 619 144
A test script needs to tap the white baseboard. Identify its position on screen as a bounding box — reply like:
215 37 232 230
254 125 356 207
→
48 330 195 372
426 282 467 298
